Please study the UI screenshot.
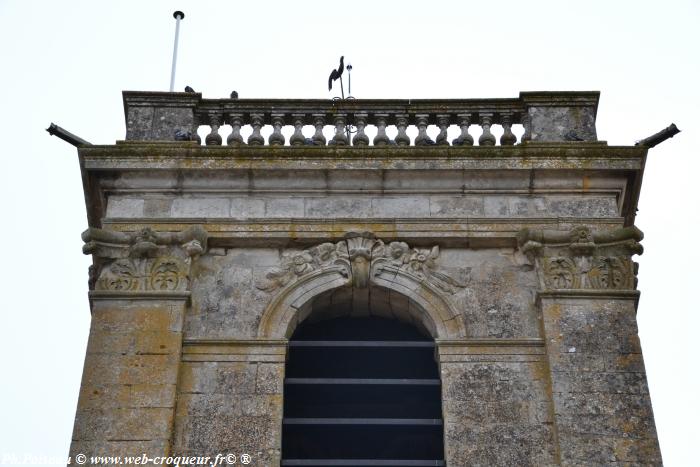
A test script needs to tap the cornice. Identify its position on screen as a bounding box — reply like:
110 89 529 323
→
79 144 647 172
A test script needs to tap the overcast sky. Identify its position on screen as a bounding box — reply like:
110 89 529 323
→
0 1 698 465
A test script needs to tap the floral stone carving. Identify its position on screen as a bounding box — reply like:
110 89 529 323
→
256 232 470 294
518 225 642 291
83 226 208 292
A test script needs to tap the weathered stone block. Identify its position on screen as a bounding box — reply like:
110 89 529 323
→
171 197 230 217
105 197 145 218
371 197 430 218
264 197 305 217
304 197 372 218
429 196 483 217
230 197 266 218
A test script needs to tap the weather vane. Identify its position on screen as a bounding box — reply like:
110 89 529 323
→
328 56 354 99
328 56 355 140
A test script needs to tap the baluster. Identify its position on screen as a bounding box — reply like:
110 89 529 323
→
330 114 349 146
205 114 222 146
373 114 390 146
192 118 202 145
395 114 410 146
248 113 265 146
226 114 244 146
452 114 474 146
521 112 532 143
268 114 286 146
415 114 434 146
478 114 496 146
289 114 306 146
435 114 450 146
352 113 370 146
312 114 326 146
500 114 517 146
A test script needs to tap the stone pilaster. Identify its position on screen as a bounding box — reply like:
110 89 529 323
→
173 339 287 466
519 226 662 465
437 339 558 465
70 226 207 461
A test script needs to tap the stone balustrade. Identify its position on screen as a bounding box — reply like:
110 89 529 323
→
123 91 599 146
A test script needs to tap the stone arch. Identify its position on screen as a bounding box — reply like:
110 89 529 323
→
257 262 465 339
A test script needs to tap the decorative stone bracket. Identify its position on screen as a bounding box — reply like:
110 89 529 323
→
256 232 470 295
82 226 208 292
517 226 642 291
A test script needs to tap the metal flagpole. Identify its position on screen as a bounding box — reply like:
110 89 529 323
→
169 11 185 92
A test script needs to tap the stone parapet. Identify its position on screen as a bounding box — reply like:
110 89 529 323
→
122 91 599 145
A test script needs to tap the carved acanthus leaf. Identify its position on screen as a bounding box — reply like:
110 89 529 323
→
83 226 208 292
256 242 347 291
95 256 188 292
256 233 470 294
518 226 641 291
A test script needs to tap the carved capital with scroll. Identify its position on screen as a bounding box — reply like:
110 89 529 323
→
517 226 642 291
82 226 208 293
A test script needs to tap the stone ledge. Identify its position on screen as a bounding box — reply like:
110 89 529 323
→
99 218 627 248
181 339 288 362
88 291 191 301
436 338 545 346
538 289 640 301
437 338 546 358
182 338 288 348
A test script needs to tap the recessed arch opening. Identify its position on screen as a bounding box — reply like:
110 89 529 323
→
290 284 437 340
281 285 446 466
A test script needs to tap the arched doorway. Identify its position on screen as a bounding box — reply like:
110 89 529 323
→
281 314 445 466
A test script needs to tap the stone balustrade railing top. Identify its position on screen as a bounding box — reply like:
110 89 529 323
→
123 91 599 147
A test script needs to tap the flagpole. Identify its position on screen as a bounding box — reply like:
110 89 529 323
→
169 11 185 92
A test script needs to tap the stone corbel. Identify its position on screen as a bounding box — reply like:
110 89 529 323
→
517 226 642 291
83 226 208 293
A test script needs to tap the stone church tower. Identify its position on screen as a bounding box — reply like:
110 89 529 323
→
68 91 662 465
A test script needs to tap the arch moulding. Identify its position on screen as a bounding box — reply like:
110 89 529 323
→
256 233 468 339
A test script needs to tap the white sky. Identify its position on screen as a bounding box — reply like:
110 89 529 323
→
0 1 698 465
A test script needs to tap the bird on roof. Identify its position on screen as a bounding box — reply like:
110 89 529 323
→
184 86 195 93
230 90 239 99
328 56 344 91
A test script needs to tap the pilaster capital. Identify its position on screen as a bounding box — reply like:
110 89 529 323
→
82 226 208 293
517 226 642 291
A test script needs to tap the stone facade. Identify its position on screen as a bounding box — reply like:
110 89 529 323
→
69 91 662 465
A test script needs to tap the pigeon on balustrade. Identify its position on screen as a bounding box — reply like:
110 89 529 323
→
184 86 195 93
174 130 193 141
564 130 584 141
230 90 238 99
